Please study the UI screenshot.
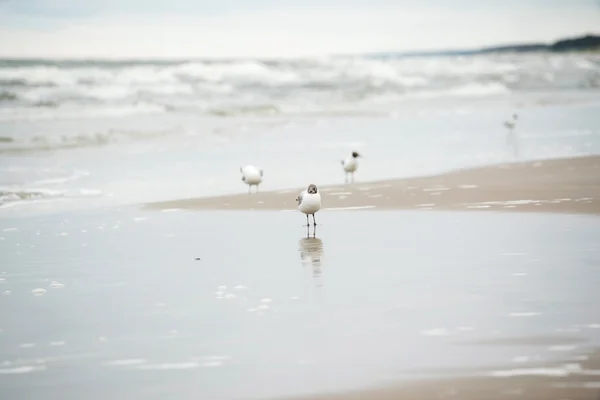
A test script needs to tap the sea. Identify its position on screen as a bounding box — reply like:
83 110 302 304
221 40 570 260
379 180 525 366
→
1 52 600 215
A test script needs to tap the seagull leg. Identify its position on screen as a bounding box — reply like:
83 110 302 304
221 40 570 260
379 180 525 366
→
312 214 317 227
305 214 310 227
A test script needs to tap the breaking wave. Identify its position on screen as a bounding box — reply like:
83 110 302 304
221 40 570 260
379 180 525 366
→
0 188 62 204
0 187 102 208
0 53 598 120
0 127 180 154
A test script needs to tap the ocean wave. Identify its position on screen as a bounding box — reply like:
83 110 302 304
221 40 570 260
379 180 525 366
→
0 187 102 208
0 188 63 207
0 53 598 119
0 102 167 122
409 82 510 98
208 104 280 116
32 169 90 185
0 127 177 153
0 90 18 102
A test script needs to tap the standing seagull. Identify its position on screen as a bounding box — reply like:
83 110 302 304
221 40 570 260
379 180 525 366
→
503 113 519 158
240 165 263 194
504 113 518 131
341 151 361 184
297 184 321 228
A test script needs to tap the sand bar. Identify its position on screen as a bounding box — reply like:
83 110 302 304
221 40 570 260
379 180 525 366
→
145 155 600 215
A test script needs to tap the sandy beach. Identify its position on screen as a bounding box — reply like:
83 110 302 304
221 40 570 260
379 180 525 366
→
142 154 600 399
278 347 600 400
2 207 600 400
145 155 600 215
280 352 600 400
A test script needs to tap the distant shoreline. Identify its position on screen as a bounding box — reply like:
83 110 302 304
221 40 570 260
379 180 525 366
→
1 34 598 62
143 155 600 216
365 34 600 59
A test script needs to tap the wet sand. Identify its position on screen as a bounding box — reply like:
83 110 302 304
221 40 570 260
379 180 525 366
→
277 348 600 400
144 155 600 215
1 209 599 400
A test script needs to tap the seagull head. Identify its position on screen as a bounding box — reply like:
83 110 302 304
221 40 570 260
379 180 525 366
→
307 184 318 194
351 151 361 158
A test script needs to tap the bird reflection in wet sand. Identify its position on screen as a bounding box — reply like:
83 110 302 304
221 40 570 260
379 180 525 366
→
298 237 324 279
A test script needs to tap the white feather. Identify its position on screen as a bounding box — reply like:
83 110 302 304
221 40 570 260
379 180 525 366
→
504 114 517 130
240 165 263 186
298 190 321 215
341 156 358 173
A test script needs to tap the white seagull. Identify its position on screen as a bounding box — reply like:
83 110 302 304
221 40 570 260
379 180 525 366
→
341 151 361 184
240 165 263 194
296 184 321 227
504 113 519 159
504 113 518 131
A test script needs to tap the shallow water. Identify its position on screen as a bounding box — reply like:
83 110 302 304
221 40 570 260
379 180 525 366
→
1 209 599 399
2 96 600 216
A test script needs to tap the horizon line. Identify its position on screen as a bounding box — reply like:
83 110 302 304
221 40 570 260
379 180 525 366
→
0 32 598 62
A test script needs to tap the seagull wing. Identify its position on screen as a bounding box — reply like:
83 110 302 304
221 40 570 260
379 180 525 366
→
296 190 305 205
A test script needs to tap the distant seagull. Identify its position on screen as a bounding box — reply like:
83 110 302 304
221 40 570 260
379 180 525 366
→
341 151 361 184
504 113 518 131
504 113 519 159
240 165 263 194
296 184 321 228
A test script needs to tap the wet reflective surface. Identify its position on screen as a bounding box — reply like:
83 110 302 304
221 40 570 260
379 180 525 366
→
1 209 599 399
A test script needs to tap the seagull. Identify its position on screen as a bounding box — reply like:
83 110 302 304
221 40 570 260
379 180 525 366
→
296 184 321 228
503 113 519 158
240 165 263 194
341 151 361 184
504 113 518 131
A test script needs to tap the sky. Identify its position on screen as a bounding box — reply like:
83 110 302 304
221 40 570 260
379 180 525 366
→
0 0 599 59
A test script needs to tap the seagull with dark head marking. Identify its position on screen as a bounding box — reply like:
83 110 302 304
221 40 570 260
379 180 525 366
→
240 165 263 194
297 184 321 227
341 151 361 184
